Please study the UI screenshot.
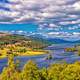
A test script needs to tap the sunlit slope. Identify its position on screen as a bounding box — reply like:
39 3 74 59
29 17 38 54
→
0 33 50 58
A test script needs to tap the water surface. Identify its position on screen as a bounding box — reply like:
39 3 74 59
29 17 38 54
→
0 43 80 72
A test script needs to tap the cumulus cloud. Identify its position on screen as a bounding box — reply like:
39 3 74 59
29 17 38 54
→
0 0 79 23
46 32 80 41
73 1 80 10
0 0 80 40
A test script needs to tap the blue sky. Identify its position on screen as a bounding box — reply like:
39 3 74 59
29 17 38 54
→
0 24 37 32
0 0 80 40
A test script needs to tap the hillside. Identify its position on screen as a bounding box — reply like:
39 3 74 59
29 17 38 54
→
0 33 50 49
0 32 10 37
46 38 80 44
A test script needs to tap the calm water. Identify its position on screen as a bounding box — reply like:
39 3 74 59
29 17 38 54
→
0 43 80 72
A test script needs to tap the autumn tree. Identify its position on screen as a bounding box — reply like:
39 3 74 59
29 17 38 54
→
60 62 80 80
21 60 41 80
39 67 48 80
47 64 67 80
0 51 21 80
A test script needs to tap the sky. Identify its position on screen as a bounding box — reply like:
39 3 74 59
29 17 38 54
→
0 0 80 40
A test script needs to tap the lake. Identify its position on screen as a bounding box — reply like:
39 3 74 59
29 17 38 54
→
0 43 80 72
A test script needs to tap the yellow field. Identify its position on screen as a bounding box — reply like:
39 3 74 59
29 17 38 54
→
0 42 49 59
18 50 48 56
0 49 49 59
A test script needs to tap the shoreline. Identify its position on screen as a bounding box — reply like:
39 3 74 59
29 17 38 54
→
0 50 49 59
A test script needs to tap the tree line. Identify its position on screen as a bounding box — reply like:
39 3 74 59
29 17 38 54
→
0 53 80 80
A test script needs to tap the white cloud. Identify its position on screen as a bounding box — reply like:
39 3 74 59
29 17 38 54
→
73 1 80 10
46 31 80 40
0 0 78 23
59 18 80 25
0 0 80 40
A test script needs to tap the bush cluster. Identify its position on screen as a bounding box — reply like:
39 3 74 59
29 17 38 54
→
0 54 80 80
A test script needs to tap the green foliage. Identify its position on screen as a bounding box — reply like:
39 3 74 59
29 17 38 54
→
0 34 50 49
1 53 80 80
45 54 53 60
47 64 67 80
65 47 76 52
21 60 41 80
39 67 48 80
0 67 21 80
0 53 21 80
60 62 80 80
77 50 80 56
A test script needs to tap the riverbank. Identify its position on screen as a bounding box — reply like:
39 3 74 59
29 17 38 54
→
0 50 49 59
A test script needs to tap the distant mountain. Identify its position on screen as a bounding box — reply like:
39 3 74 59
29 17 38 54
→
47 38 80 44
9 31 80 44
46 38 70 43
28 34 80 44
